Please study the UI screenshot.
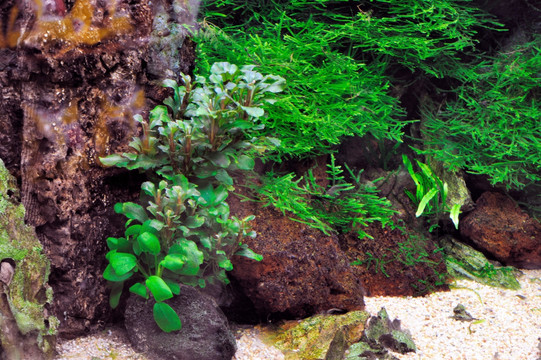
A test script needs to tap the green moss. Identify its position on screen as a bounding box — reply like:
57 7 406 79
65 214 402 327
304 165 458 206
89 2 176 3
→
0 158 57 357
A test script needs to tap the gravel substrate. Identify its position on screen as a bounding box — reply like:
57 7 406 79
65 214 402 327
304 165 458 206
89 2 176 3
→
55 270 541 360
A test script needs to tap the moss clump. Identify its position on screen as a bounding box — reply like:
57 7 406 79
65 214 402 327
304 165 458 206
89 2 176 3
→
0 158 57 359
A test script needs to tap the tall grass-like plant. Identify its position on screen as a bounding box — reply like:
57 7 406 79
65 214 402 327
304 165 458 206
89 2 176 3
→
418 36 541 189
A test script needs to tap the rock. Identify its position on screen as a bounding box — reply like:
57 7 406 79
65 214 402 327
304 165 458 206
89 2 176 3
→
460 192 541 269
229 190 365 318
0 158 57 359
343 223 448 296
124 285 236 360
261 311 369 360
0 0 196 337
440 236 521 290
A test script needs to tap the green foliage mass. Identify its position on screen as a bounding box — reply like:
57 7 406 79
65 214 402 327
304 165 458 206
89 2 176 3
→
100 63 281 332
419 36 541 189
254 155 396 238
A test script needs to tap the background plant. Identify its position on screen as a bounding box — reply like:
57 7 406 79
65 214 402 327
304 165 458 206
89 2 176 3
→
418 36 541 190
253 155 396 238
100 62 284 332
402 155 460 232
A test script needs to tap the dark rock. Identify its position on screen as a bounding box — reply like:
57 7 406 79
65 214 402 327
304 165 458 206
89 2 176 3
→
124 285 236 360
343 223 448 297
0 0 196 337
229 188 365 318
460 192 541 269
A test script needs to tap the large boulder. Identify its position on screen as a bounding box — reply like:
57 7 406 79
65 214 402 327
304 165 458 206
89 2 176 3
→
124 285 236 360
0 0 196 337
0 158 57 359
460 192 541 269
229 192 365 318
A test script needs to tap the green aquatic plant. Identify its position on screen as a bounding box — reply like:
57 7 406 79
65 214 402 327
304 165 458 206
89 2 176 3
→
419 36 541 190
403 155 461 232
100 63 283 332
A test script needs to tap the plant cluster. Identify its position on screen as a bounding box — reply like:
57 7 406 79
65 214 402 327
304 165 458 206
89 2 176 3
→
254 155 396 238
419 36 541 190
100 62 284 332
402 155 461 232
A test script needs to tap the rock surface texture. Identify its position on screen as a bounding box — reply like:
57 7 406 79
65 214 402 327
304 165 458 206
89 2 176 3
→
229 191 365 318
124 285 236 360
0 158 57 359
0 0 196 337
460 191 541 269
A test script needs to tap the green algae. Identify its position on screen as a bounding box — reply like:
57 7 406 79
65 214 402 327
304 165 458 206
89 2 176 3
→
0 158 57 358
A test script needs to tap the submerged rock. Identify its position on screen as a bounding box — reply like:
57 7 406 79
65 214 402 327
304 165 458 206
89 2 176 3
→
0 158 57 359
460 192 541 269
260 311 369 360
124 285 236 360
440 235 521 290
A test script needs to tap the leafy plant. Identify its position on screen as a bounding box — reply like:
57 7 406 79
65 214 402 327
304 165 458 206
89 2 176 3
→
402 155 460 231
418 36 541 189
100 63 284 332
254 155 396 238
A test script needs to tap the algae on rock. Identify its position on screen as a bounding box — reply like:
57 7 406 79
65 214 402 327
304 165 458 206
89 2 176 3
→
0 158 57 359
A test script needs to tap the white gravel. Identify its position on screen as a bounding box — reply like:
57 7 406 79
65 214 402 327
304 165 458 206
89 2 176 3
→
55 270 541 360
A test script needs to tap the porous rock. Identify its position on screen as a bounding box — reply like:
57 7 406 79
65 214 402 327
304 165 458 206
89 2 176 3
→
124 285 236 360
460 192 541 269
0 0 196 337
229 194 365 319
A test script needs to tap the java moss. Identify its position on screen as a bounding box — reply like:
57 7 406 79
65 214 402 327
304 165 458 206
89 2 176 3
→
0 158 57 359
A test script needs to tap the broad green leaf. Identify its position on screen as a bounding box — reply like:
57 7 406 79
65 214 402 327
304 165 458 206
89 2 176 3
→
109 282 124 309
416 188 439 217
241 106 265 118
146 276 173 302
109 252 137 276
99 154 128 167
150 105 172 125
176 239 204 276
450 203 461 230
218 258 233 271
153 303 182 333
125 225 142 238
129 282 149 299
106 237 130 252
163 279 181 295
137 232 161 255
215 169 233 186
160 254 186 272
185 215 205 229
213 185 229 205
115 202 148 223
236 155 255 170
141 182 156 197
142 219 165 233
207 152 231 168
235 247 263 261
103 264 133 282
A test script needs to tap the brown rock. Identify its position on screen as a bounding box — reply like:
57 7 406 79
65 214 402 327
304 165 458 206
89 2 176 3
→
0 0 196 338
229 190 365 318
460 192 541 269
343 222 448 297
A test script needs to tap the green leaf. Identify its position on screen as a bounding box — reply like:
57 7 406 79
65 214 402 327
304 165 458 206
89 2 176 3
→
106 237 131 252
115 202 148 224
141 182 156 197
218 258 233 271
103 264 133 282
153 303 182 333
416 188 439 217
109 252 137 276
235 247 263 261
163 279 181 295
146 276 173 302
215 169 233 186
160 254 186 272
207 152 231 168
185 216 205 229
450 203 461 230
241 106 265 118
109 282 124 309
125 225 142 238
129 282 149 299
236 155 255 170
176 239 204 276
99 154 128 167
137 232 161 255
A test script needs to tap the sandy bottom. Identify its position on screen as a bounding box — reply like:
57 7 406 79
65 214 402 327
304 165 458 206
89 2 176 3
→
55 270 541 360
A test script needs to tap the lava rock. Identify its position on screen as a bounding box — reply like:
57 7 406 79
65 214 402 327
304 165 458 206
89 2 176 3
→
460 192 541 269
124 285 236 360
